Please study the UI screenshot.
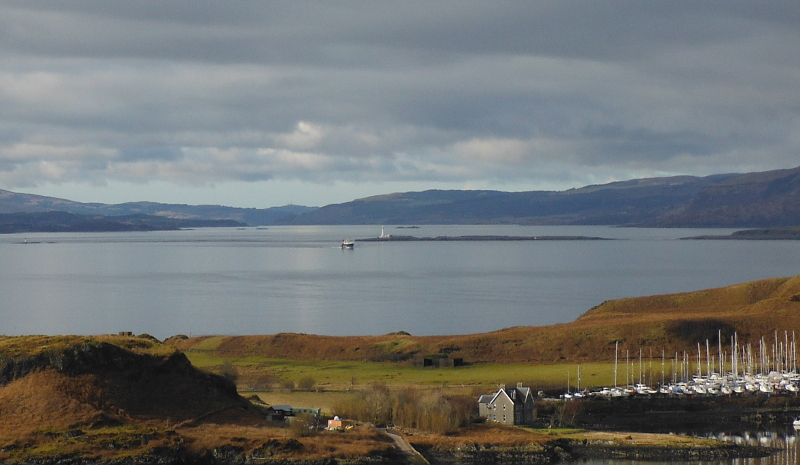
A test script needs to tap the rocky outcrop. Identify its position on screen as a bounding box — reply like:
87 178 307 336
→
413 443 568 465
562 440 774 461
412 438 774 465
11 446 403 465
0 341 237 397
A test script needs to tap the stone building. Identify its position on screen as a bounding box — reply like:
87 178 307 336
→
478 383 535 425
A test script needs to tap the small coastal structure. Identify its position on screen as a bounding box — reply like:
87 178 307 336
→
327 416 353 430
294 407 321 418
265 405 293 422
422 355 464 367
478 383 535 425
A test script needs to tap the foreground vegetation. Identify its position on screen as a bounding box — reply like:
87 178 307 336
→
0 336 398 464
6 275 800 463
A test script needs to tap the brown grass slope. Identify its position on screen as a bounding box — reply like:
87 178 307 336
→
167 276 800 364
0 336 397 463
0 336 260 433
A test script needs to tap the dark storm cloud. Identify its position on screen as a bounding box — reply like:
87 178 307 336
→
0 1 798 201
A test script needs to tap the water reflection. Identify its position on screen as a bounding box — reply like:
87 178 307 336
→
703 429 797 465
570 428 798 465
569 428 800 465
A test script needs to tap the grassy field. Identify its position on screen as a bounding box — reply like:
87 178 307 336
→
184 351 680 393
186 352 671 407
168 275 800 426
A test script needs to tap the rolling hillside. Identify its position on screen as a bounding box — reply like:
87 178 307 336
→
167 276 800 364
655 166 800 227
0 189 314 226
0 336 394 463
280 166 800 227
0 211 244 233
277 176 730 226
4 165 800 227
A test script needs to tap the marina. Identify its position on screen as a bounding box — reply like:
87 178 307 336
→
567 331 800 399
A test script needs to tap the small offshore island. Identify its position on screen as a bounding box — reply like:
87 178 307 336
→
358 234 611 242
685 227 800 240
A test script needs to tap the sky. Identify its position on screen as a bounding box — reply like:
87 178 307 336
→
1 1 799 208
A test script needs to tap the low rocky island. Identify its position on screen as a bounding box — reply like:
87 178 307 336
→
685 227 800 240
357 235 610 242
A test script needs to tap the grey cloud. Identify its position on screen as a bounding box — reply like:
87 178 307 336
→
0 1 799 201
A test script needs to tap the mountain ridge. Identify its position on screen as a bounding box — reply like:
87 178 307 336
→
4 165 800 227
0 211 247 233
279 168 800 227
0 189 315 226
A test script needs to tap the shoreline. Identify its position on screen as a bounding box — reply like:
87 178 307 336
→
9 430 775 465
410 432 776 465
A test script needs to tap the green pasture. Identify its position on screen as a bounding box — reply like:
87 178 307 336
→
183 351 638 392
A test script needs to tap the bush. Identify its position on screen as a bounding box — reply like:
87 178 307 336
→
248 374 277 392
297 376 316 391
290 413 317 437
219 361 239 386
332 385 470 434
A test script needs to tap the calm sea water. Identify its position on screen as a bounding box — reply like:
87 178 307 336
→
1 224 800 340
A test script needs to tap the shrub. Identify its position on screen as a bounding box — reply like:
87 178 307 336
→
297 376 316 391
332 385 469 434
219 361 239 386
247 374 277 392
290 414 317 437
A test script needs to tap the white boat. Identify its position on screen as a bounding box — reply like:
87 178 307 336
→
794 418 800 428
341 239 354 249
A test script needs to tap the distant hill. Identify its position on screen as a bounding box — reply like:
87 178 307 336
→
0 190 315 226
167 275 800 365
0 211 244 233
280 166 800 227
654 166 800 227
5 165 800 227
